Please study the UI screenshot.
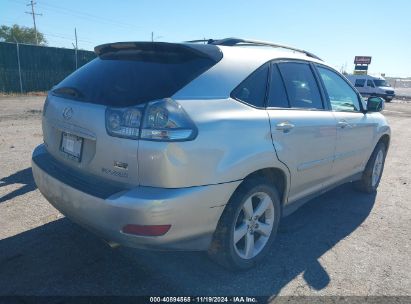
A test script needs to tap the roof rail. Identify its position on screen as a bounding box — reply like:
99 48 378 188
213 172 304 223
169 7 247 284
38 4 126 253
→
185 39 214 44
186 37 322 61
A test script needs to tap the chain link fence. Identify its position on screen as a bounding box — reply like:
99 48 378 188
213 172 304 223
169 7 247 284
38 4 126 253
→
0 42 96 93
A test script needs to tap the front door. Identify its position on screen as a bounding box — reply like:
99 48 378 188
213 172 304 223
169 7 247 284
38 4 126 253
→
315 65 375 185
266 61 337 203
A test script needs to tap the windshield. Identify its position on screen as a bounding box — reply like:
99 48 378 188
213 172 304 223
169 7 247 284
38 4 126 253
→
373 79 390 87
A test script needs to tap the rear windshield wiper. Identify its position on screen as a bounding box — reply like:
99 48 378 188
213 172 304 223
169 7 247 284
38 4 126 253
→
52 87 84 99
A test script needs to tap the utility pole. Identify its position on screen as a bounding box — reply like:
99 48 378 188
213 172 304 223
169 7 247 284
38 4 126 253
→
150 32 163 42
25 0 42 45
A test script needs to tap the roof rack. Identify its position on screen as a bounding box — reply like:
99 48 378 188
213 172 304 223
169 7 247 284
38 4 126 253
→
186 37 322 61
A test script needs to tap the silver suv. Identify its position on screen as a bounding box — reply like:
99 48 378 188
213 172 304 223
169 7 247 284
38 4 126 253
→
32 38 390 270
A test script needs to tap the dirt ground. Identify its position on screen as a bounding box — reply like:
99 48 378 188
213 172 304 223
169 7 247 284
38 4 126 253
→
0 96 410 297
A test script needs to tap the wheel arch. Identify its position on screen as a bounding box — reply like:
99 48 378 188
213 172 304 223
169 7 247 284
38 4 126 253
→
240 167 289 206
362 133 390 173
378 133 390 152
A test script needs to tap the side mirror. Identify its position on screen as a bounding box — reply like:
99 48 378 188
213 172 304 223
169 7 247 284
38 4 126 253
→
367 97 384 112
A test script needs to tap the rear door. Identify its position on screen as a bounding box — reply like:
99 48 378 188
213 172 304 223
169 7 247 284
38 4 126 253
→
266 61 337 203
314 65 375 183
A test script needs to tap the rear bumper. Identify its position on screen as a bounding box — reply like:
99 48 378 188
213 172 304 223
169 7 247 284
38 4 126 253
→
32 144 241 250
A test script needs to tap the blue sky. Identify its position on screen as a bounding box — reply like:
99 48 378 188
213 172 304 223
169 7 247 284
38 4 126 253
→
1 0 411 77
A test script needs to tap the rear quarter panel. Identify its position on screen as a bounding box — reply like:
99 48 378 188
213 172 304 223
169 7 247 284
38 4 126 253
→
137 98 289 188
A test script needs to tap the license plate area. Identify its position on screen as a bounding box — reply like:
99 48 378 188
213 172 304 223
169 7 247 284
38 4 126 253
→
60 132 83 162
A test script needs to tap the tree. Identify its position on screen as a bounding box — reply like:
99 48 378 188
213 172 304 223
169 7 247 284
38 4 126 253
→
0 24 47 45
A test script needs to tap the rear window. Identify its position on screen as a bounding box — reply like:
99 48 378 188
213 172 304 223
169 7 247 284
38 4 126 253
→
278 62 323 109
267 63 289 108
52 47 219 107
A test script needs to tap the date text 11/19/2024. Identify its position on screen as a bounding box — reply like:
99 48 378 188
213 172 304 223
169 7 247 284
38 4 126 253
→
149 296 260 303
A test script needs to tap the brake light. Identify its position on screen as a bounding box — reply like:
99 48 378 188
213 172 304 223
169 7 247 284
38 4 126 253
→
105 98 197 141
106 105 144 139
122 224 171 236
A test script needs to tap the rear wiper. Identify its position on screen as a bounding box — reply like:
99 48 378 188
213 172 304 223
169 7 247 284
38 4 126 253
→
52 87 84 99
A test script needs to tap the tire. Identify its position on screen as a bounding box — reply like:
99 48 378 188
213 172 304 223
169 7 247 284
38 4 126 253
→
208 177 281 270
384 98 392 103
354 142 387 193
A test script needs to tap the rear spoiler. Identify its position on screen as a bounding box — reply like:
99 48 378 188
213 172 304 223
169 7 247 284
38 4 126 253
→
94 42 223 62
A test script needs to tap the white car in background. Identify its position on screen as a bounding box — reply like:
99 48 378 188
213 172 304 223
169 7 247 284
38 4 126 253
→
347 74 395 102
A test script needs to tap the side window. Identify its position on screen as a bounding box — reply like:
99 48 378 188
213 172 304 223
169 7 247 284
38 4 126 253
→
267 63 289 108
231 63 269 107
354 79 365 87
367 80 375 88
317 66 361 112
277 62 323 109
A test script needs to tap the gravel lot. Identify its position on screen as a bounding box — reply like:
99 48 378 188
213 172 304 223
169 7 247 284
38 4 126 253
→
0 96 410 297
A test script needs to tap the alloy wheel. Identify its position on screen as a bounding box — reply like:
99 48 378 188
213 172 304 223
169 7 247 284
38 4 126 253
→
233 192 274 259
372 150 384 187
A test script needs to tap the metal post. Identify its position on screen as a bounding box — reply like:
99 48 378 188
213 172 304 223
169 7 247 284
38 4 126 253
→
14 38 23 93
74 28 78 69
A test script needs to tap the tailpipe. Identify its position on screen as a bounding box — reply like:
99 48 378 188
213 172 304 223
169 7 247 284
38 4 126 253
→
105 240 120 249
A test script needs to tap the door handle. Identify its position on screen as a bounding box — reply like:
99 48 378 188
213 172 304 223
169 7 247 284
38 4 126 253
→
276 121 295 132
337 120 351 129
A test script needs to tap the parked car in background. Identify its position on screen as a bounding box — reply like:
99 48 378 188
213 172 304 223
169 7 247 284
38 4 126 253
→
347 74 395 102
32 38 390 270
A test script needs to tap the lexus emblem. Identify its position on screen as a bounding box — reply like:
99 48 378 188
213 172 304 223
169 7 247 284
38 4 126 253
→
62 107 73 120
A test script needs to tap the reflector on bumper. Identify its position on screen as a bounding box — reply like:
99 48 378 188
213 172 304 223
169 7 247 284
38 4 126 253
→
122 224 171 236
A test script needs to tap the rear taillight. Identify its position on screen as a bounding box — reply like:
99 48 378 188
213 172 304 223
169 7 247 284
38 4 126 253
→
106 105 144 139
105 98 197 141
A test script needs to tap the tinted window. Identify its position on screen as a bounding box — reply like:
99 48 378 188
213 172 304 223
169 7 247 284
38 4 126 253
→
354 79 365 87
317 67 360 112
232 64 269 107
53 50 218 107
268 64 289 108
367 80 375 87
278 62 323 109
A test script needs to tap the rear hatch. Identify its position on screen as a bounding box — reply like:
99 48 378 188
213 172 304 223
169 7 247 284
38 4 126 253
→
42 42 222 187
